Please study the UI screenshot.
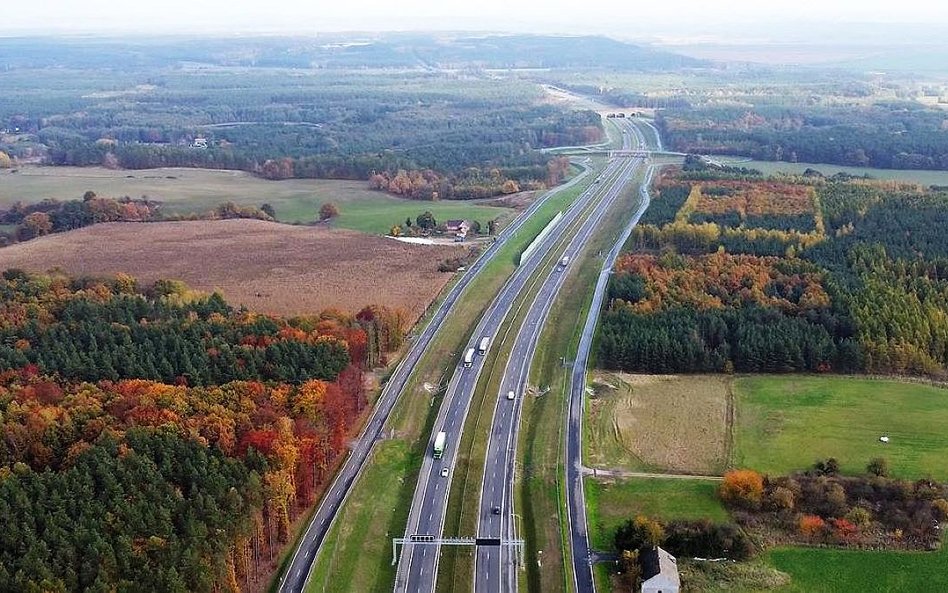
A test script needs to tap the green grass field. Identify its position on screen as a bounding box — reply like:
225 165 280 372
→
740 160 948 186
304 441 418 593
584 478 729 550
0 166 513 235
766 540 948 593
734 375 948 480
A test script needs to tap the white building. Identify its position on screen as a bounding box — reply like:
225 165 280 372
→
641 547 680 593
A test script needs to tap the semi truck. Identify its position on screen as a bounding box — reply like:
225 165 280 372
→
433 431 446 459
463 348 475 367
478 336 490 355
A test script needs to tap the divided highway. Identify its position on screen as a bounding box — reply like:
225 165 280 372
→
277 160 594 593
564 163 655 593
473 123 648 593
393 121 642 593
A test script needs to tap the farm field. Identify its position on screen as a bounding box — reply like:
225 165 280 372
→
734 375 948 480
765 540 948 593
0 166 515 235
584 477 729 550
0 219 465 318
739 160 948 186
585 373 730 474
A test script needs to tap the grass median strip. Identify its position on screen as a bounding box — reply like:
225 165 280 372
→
435 164 609 593
301 166 597 593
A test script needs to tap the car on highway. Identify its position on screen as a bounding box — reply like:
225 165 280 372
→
491 506 501 515
440 467 449 477
506 390 515 400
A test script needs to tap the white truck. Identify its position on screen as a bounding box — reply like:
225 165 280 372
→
433 431 446 459
463 348 475 367
478 336 490 355
559 255 570 269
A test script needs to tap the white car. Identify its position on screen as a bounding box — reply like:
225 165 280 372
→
507 390 515 400
440 467 449 477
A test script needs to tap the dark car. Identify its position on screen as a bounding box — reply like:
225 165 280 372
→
491 506 501 515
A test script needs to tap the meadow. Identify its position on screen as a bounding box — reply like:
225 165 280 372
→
0 166 515 235
584 477 729 550
764 541 948 593
733 375 948 480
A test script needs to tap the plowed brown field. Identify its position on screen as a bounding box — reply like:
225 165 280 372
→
0 219 467 318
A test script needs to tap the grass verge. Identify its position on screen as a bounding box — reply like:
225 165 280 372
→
301 165 598 592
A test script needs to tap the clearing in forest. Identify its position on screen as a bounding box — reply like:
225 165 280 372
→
0 219 465 318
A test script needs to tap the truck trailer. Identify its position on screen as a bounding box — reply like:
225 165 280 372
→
433 431 446 459
478 336 490 355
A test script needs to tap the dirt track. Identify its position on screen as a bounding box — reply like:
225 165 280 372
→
0 219 466 318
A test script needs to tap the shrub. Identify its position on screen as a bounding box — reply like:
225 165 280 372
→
798 515 826 538
845 506 872 528
664 519 755 560
768 486 795 511
814 458 840 476
867 457 889 477
720 469 765 510
934 499 948 521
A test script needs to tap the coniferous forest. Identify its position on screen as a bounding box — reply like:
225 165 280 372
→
0 271 403 592
600 162 948 377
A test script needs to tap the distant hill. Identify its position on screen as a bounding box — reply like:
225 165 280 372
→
0 33 706 71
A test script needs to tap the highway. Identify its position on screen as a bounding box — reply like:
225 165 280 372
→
393 121 641 593
472 123 649 593
277 158 594 593
564 162 655 593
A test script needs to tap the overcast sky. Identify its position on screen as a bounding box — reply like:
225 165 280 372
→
2 0 946 39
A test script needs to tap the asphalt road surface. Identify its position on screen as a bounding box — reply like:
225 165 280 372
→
473 124 649 593
564 163 654 593
277 160 594 593
394 121 643 593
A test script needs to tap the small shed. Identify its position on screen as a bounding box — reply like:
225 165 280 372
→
640 547 680 593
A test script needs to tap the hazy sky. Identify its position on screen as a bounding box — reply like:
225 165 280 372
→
2 0 946 37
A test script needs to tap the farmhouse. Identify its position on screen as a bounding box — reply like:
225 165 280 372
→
445 219 470 234
640 547 680 593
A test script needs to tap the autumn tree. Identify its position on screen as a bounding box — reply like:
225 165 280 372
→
20 212 53 240
0 151 12 168
319 202 339 221
720 469 764 510
501 179 520 194
615 515 665 552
